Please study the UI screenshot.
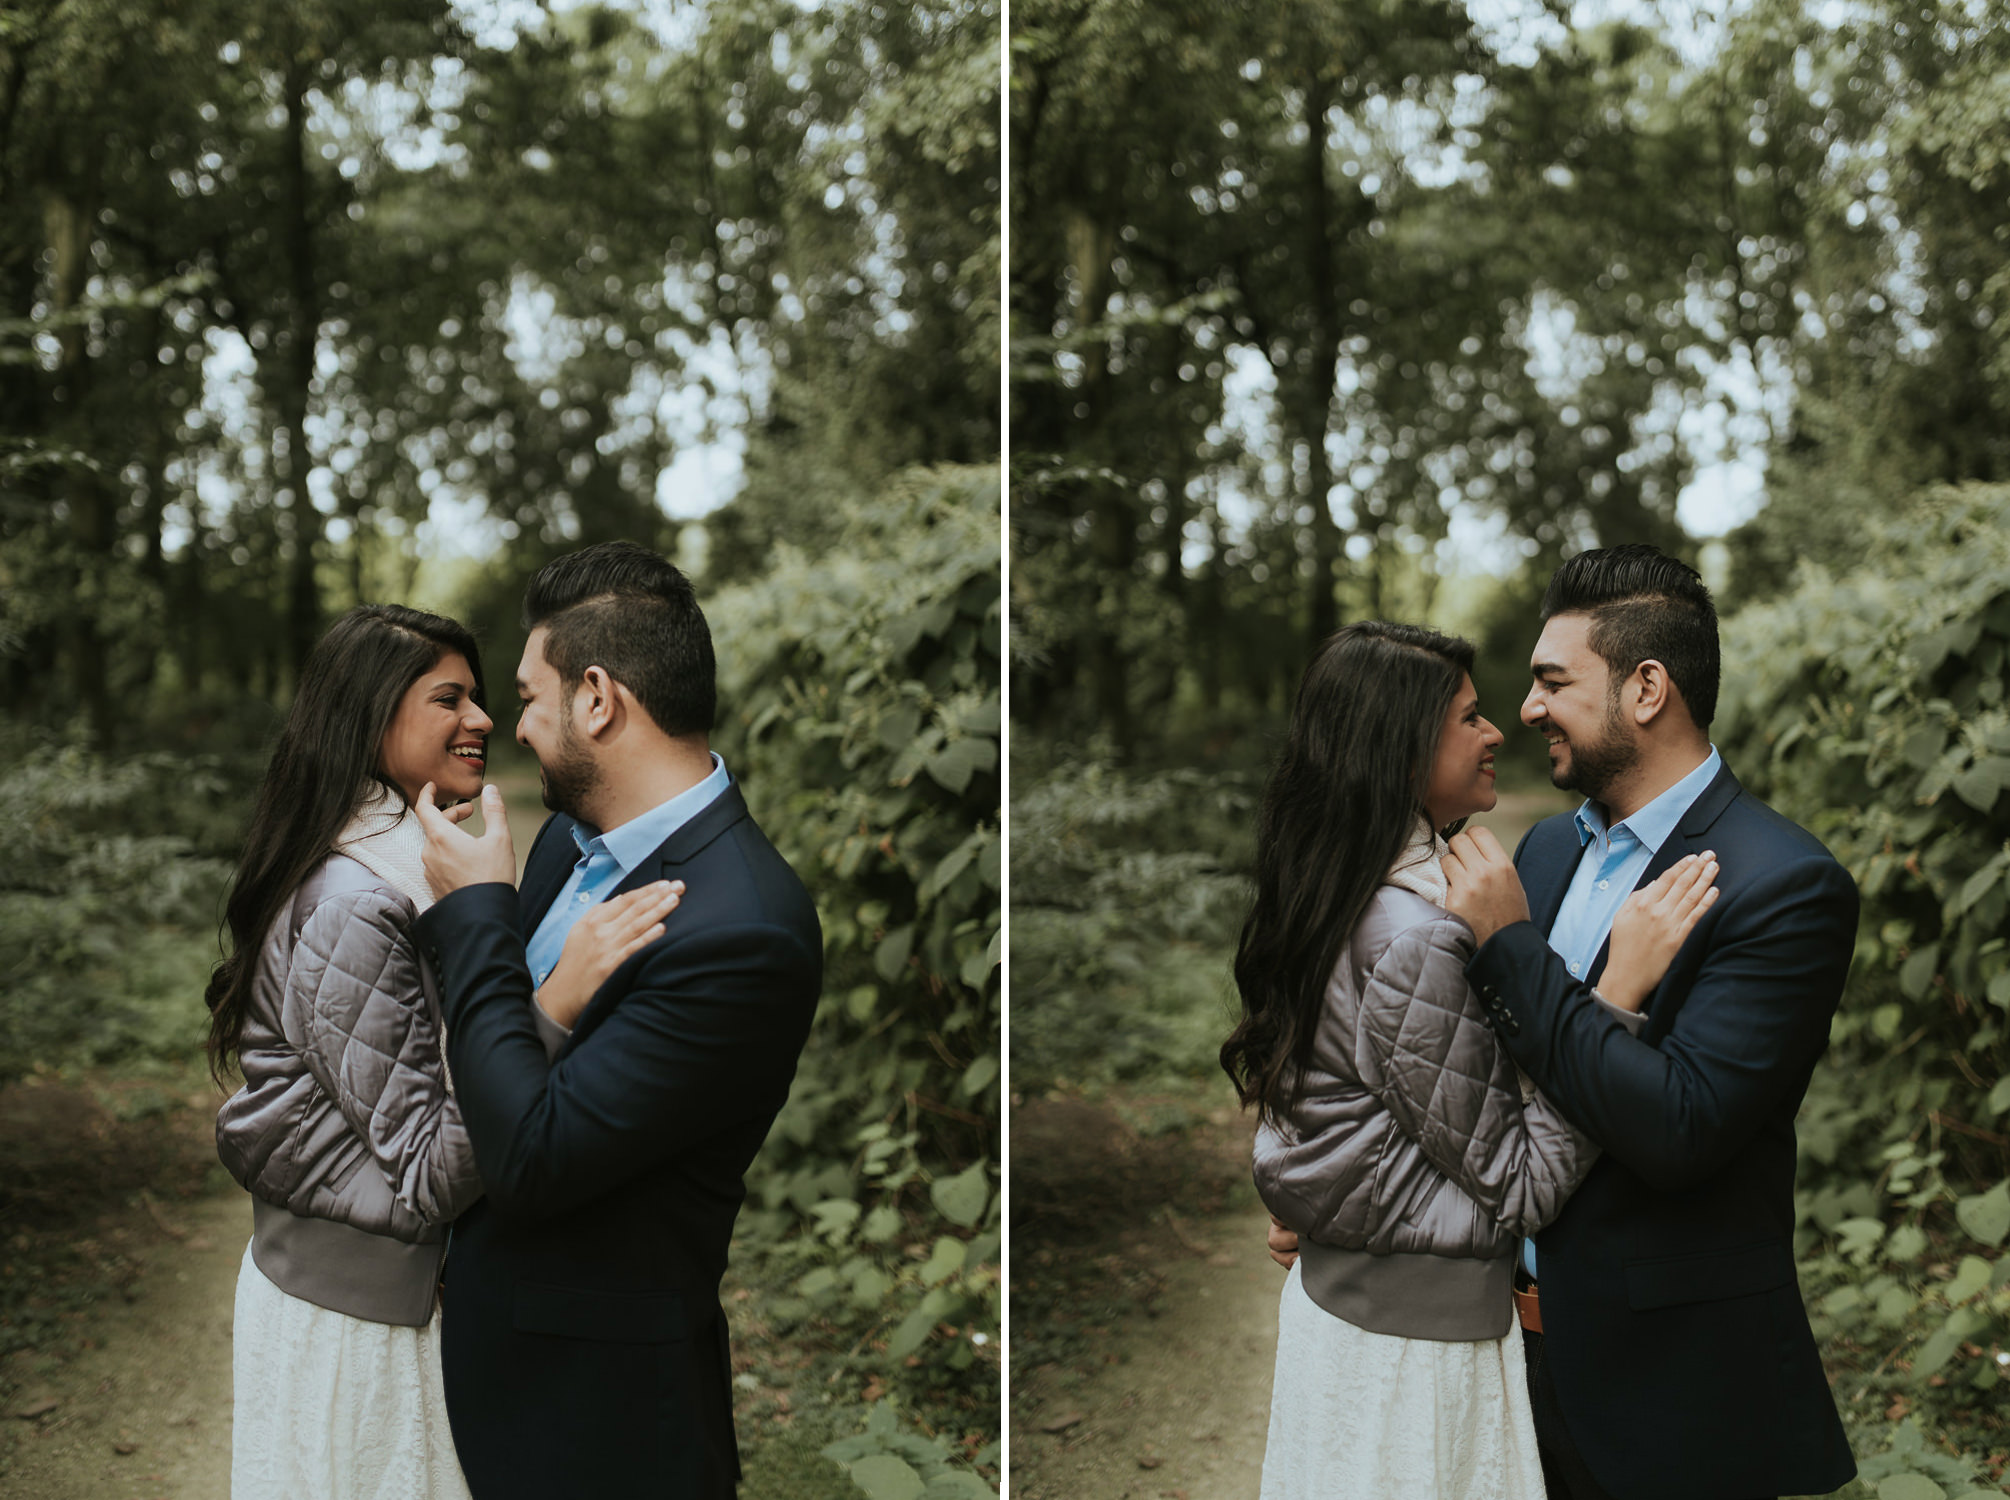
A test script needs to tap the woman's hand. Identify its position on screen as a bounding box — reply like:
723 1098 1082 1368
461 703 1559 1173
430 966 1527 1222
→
534 880 684 1029
1599 852 1719 1013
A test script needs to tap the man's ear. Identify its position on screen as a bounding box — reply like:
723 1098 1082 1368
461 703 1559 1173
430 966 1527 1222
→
1630 659 1673 726
577 665 619 737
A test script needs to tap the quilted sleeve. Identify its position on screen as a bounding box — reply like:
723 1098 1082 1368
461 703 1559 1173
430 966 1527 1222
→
286 890 484 1225
1353 916 1596 1236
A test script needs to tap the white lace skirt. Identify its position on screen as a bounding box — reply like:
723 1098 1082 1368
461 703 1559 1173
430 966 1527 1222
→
1260 1260 1547 1500
231 1240 472 1500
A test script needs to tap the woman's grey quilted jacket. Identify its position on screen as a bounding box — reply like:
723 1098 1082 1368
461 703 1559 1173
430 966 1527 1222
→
216 853 483 1325
1253 884 1595 1339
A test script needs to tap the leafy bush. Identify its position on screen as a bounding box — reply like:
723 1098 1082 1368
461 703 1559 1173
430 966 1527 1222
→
708 465 999 1494
822 1403 997 1500
0 728 242 1080
1716 484 2010 1486
1008 750 1255 1096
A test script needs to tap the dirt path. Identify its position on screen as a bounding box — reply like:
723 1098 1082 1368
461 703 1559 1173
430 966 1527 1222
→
3 1187 248 1499
1012 1196 1281 1500
1010 1091 1288 1500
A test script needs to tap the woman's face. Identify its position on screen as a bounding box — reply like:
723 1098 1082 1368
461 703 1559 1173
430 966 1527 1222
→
379 651 492 804
1422 672 1502 830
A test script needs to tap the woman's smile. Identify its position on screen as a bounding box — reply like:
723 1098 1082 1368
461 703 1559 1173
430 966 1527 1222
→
379 652 493 804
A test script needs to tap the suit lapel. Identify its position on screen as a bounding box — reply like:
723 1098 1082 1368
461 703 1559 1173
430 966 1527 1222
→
1586 762 1743 990
560 785 754 1047
600 784 752 901
518 813 579 940
1520 814 1585 938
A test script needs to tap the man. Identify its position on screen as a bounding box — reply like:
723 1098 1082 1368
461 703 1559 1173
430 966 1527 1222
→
1269 545 1857 1500
412 541 822 1499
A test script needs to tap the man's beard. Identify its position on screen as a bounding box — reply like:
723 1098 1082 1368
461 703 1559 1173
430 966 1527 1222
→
1551 697 1640 803
538 710 602 818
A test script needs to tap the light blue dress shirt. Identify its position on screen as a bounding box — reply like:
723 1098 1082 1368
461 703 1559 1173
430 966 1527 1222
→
1525 746 1722 1281
524 753 731 990
1546 747 1723 985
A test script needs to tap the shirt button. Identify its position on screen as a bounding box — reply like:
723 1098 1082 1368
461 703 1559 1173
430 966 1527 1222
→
578 893 590 903
1568 962 1580 975
1597 880 1609 890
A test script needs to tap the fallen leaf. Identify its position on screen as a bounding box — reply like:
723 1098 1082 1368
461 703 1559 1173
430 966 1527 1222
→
14 1397 59 1420
113 1442 138 1455
1139 1455 1163 1469
1042 1411 1084 1433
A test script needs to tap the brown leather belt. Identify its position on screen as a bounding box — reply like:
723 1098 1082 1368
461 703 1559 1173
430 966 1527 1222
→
1513 1280 1543 1335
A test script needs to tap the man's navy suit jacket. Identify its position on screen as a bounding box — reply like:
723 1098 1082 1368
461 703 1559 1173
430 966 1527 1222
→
1467 762 1858 1500
415 783 821 1500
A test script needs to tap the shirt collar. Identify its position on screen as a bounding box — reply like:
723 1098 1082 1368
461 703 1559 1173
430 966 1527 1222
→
569 753 732 876
1572 746 1722 853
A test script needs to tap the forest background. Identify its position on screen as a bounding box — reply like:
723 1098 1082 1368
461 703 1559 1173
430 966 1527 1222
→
1011 2 2010 1496
0 1 999 1497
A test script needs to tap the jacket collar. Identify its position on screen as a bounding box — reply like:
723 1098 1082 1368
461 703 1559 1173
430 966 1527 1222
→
1525 759 1740 933
519 784 752 938
1584 762 1743 1001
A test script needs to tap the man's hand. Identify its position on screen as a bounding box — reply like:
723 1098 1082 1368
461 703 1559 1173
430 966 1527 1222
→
1443 825 1530 946
1267 1215 1300 1270
416 783 518 898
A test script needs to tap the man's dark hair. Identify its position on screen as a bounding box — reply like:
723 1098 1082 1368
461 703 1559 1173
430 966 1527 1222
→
1539 543 1720 728
523 540 716 736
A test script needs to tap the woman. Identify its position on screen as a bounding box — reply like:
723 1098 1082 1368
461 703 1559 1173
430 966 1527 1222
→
1221 622 1715 1499
207 605 678 1500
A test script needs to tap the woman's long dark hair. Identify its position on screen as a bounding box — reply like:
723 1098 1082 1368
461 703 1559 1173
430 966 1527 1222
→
204 605 484 1084
1221 621 1476 1121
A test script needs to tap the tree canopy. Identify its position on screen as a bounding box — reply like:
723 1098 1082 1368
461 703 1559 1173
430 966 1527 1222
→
2 0 1001 740
1011 0 2010 755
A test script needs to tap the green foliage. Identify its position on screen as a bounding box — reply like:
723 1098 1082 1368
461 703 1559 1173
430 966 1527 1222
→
709 465 999 1446
822 1402 998 1499
1716 484 2010 1482
0 728 242 1080
1009 750 1254 1095
2 0 998 745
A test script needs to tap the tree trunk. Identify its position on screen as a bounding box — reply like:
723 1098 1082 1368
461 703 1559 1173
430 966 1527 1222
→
46 191 116 743
277 57 322 679
1194 496 1224 715
1297 63 1344 652
1061 203 1133 752
175 508 207 698
1157 329 1188 602
1088 486 1134 755
121 305 172 695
